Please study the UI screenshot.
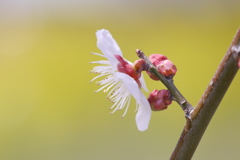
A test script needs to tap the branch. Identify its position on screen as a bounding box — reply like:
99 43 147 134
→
136 49 194 117
170 28 240 160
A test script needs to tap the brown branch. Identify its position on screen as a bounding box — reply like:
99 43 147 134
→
170 28 240 160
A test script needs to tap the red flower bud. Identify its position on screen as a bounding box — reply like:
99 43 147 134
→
157 60 177 79
149 54 168 66
147 54 177 80
148 89 172 111
133 59 146 75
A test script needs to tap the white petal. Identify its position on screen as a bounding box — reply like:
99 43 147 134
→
115 72 151 131
96 29 122 71
135 93 152 131
139 74 148 92
114 72 140 101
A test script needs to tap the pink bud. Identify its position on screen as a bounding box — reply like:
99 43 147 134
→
148 89 172 111
149 54 167 66
133 59 146 74
158 60 177 79
147 54 177 80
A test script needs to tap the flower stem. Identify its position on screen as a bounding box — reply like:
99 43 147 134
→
136 49 194 118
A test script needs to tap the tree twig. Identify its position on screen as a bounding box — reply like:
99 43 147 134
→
136 49 194 118
170 28 240 160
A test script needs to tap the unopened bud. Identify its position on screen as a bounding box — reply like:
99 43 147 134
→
148 89 172 111
147 54 177 80
157 60 177 79
149 54 168 66
133 59 146 74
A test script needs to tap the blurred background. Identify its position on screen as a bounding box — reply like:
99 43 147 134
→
0 0 239 159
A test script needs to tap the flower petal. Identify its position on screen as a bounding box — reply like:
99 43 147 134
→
114 72 140 101
115 72 151 131
96 29 122 71
135 93 152 131
139 74 148 92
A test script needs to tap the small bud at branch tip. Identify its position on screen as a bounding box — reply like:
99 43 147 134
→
135 49 145 59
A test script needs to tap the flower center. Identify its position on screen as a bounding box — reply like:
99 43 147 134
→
115 55 141 87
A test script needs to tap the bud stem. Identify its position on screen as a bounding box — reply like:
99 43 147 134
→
136 49 194 118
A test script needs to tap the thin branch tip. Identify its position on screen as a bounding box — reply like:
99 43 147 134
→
135 49 145 59
138 49 194 118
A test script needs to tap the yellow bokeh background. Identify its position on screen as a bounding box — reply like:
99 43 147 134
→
0 1 239 159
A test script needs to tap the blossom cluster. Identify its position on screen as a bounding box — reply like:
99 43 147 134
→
90 29 177 131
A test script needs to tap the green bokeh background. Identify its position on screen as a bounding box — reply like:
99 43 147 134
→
0 1 240 159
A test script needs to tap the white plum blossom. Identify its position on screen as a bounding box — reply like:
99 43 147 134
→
90 29 151 131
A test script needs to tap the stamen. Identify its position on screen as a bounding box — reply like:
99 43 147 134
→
110 103 121 114
118 92 130 110
94 79 116 93
121 96 131 117
91 66 113 74
104 81 117 93
90 52 105 57
107 82 122 99
98 76 115 85
90 49 138 119
90 73 111 83
109 96 121 110
111 86 126 101
135 104 140 112
109 86 131 116
90 60 110 65
111 88 125 103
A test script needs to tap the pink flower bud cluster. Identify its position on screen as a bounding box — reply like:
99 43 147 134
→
148 89 172 111
147 54 177 80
